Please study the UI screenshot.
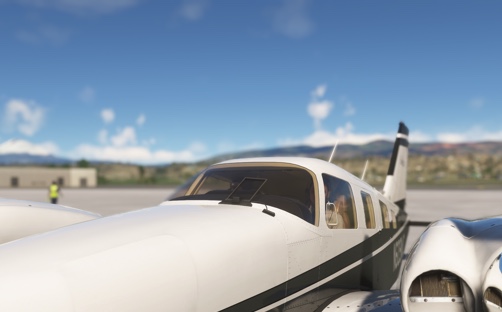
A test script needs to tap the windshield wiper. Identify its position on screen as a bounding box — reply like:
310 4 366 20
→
219 177 267 206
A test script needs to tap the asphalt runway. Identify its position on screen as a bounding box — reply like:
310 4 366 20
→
1 188 502 253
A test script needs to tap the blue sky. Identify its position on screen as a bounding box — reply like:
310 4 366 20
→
1 0 501 164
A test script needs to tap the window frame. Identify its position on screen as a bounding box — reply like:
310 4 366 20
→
323 173 358 229
361 191 376 229
175 162 320 226
379 200 397 229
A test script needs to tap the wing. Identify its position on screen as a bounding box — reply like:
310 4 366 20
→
321 290 402 312
323 216 502 312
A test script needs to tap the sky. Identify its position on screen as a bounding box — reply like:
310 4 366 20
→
1 0 502 164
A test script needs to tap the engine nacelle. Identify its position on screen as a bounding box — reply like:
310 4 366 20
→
0 198 101 244
483 253 502 311
401 217 502 312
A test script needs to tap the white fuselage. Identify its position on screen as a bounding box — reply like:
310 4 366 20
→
0 157 408 311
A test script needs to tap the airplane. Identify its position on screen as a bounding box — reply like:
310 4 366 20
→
1 122 499 311
0 122 409 311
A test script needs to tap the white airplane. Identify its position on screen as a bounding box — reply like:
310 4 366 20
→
1 122 499 312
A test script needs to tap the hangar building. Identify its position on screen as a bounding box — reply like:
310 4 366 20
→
0 167 97 188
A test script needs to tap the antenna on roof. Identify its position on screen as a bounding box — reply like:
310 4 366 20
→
361 159 369 181
328 140 339 163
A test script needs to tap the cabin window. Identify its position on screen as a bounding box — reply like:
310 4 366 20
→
361 191 376 229
323 174 357 229
379 200 397 229
169 165 317 225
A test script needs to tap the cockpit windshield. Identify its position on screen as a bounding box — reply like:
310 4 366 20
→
169 164 317 224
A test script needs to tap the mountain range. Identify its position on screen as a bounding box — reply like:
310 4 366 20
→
210 140 502 162
0 153 72 165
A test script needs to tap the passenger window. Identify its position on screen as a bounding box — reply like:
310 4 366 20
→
361 191 376 229
379 200 396 229
323 174 357 229
380 201 389 228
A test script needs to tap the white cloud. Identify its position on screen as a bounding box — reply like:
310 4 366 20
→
308 100 333 129
79 86 95 103
311 84 326 99
13 0 140 14
71 143 206 164
3 99 45 136
436 133 465 144
101 108 115 124
16 25 71 45
280 123 502 149
110 126 136 147
409 130 432 143
178 0 209 21
71 123 208 164
435 126 502 143
272 0 314 39
278 122 393 147
307 84 333 129
136 114 146 126
0 139 58 155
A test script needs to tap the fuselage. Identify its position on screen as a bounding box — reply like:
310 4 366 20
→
0 157 409 311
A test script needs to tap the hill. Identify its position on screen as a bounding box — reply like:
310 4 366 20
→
2 141 502 187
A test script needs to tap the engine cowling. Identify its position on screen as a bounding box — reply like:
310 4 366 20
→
0 198 101 244
401 217 502 312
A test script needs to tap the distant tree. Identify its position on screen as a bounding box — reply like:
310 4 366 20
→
77 159 90 168
139 165 145 182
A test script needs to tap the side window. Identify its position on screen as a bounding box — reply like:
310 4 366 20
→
361 191 376 229
323 174 357 229
379 200 397 229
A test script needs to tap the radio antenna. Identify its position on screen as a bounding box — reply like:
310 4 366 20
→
328 140 339 163
361 159 369 181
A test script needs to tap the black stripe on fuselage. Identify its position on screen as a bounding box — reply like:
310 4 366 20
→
220 223 409 312
394 199 406 210
409 220 430 227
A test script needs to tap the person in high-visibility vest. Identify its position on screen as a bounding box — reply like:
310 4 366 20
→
49 181 60 204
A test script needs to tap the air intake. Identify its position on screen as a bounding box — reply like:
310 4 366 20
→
485 287 502 308
410 270 462 298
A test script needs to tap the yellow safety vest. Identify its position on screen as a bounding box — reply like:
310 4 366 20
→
49 184 59 198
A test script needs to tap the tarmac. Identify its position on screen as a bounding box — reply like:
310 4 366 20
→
1 187 502 254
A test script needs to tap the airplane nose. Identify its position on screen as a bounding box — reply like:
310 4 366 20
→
0 234 199 312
